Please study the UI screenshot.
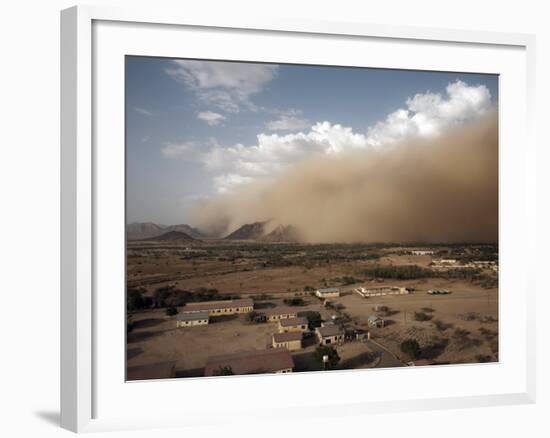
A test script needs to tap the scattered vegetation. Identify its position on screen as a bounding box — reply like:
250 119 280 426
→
400 339 421 359
283 297 305 306
414 311 432 322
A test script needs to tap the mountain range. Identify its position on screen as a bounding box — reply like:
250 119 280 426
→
126 222 204 240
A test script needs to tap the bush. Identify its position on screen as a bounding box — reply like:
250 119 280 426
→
165 306 178 316
414 311 432 322
127 287 151 312
315 346 340 370
400 339 421 359
284 297 305 306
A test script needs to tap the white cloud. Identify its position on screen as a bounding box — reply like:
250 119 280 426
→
165 80 493 193
166 60 278 113
134 107 152 116
365 80 492 147
266 113 310 131
197 111 226 126
161 143 197 160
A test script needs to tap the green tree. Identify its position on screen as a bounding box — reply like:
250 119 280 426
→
303 311 322 330
315 346 340 370
127 288 147 312
400 339 421 359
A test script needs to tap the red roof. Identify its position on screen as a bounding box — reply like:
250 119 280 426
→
205 349 294 376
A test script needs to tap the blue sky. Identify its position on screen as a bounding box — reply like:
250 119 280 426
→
126 56 498 225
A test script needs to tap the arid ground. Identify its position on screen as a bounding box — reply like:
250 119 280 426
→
127 240 498 378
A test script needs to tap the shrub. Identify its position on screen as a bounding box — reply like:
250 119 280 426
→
414 311 432 322
165 306 178 316
284 297 305 306
303 311 322 329
400 339 421 359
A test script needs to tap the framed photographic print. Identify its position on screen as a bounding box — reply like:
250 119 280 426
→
61 5 536 433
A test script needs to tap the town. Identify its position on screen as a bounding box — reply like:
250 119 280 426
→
126 236 499 380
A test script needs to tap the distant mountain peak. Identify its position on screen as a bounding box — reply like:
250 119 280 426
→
143 230 197 242
224 221 267 240
126 222 204 240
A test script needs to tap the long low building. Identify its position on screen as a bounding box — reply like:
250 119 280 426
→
183 298 254 316
355 286 409 298
272 332 303 351
204 348 294 376
315 287 340 299
278 316 308 333
261 307 298 322
176 311 209 328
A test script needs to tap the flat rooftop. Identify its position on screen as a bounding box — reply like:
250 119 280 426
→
204 348 294 376
184 298 253 312
279 316 308 327
317 287 340 293
273 332 302 343
317 325 344 337
176 311 209 321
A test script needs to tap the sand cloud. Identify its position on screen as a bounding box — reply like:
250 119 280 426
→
192 113 498 243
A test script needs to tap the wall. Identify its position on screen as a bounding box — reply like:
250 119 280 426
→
0 1 547 437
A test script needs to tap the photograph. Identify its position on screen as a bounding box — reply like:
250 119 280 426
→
125 56 499 381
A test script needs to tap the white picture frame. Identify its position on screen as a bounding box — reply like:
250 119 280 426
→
60 4 537 433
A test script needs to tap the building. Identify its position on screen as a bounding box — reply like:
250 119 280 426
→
316 323 344 346
367 314 385 328
262 307 298 322
315 287 341 298
176 311 209 328
272 332 302 351
126 362 176 381
204 348 294 376
355 286 409 298
183 298 254 316
278 316 308 333
411 250 435 256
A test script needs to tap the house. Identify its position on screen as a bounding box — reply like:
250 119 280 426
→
262 307 298 322
272 332 302 351
278 316 308 333
183 298 254 316
367 314 385 328
204 348 294 376
316 323 344 346
126 361 176 381
315 287 340 299
176 311 209 327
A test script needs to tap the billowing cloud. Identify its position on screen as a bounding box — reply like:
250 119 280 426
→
192 113 498 243
366 80 492 146
197 111 226 126
165 60 278 113
166 80 493 193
